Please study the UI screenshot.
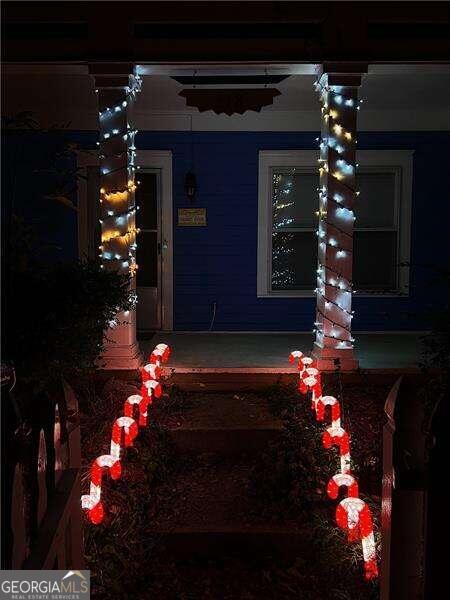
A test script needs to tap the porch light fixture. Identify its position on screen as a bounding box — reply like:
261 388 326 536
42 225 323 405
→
184 171 197 202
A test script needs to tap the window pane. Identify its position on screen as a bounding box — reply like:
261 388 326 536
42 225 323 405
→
355 172 396 228
136 231 157 287
272 231 317 290
272 171 319 230
353 231 397 291
136 172 158 230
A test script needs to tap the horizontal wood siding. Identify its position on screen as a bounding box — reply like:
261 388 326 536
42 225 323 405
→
3 130 449 331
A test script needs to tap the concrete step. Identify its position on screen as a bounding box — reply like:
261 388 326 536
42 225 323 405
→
148 456 312 559
163 371 297 392
153 392 283 457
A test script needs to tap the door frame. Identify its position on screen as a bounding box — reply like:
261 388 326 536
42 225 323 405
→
136 150 173 331
77 149 173 331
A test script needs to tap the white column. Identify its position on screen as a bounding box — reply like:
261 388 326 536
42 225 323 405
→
94 70 142 369
312 66 365 371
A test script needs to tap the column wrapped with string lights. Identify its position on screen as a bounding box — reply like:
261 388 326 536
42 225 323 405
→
312 66 365 371
97 73 141 277
91 67 143 368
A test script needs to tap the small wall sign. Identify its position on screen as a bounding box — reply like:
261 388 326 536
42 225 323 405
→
178 208 207 226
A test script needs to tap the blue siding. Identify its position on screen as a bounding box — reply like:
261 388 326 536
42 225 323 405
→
136 131 450 331
3 130 450 330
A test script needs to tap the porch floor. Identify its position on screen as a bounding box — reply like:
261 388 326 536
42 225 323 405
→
139 332 426 371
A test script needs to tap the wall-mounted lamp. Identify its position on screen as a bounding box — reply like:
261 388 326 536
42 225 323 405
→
185 171 197 202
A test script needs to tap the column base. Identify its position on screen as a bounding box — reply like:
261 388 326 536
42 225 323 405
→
98 341 143 370
312 342 359 371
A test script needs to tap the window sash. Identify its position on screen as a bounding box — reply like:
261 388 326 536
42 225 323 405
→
258 150 413 298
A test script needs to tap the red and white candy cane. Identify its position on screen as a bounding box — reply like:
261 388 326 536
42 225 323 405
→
289 350 303 368
316 395 341 428
302 368 322 408
327 473 359 500
143 379 162 399
81 455 121 524
289 349 378 579
124 394 149 427
336 497 378 580
110 416 139 460
82 342 170 526
322 425 351 474
298 357 314 393
141 363 162 382
149 343 171 364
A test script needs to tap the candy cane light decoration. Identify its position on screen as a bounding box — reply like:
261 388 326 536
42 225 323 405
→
82 343 171 524
316 395 341 428
288 349 378 580
141 363 162 382
322 425 351 474
149 343 171 364
327 473 359 500
298 358 315 393
81 455 121 525
336 497 378 579
124 394 148 427
144 379 162 399
289 350 303 367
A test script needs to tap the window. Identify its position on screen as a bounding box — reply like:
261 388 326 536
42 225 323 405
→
258 150 413 297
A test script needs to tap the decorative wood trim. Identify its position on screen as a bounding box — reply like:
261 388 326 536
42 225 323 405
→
136 150 174 331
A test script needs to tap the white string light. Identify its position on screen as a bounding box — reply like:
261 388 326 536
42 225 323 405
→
313 75 362 354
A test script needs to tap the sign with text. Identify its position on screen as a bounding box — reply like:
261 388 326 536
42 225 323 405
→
0 570 90 599
178 208 207 227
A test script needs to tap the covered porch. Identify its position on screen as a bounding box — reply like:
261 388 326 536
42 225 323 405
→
141 331 425 371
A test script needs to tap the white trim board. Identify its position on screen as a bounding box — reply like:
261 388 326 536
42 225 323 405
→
257 149 414 299
136 150 174 331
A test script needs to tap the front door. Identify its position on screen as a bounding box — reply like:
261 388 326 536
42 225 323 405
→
136 170 162 331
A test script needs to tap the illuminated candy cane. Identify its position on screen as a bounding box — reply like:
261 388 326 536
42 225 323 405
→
298 357 314 393
110 416 138 460
291 347 378 580
144 379 162 399
124 394 149 427
336 497 378 580
82 342 170 526
149 343 171 364
327 473 359 500
322 425 351 473
302 367 322 409
81 455 121 524
155 343 171 362
141 363 162 382
316 395 341 428
289 350 303 368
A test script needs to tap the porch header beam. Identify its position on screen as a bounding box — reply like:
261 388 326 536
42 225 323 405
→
3 1 450 64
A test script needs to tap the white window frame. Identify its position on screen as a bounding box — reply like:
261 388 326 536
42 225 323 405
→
257 149 413 298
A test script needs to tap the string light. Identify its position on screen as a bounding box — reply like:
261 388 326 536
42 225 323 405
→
313 76 361 354
97 75 141 277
